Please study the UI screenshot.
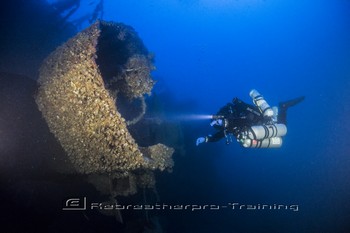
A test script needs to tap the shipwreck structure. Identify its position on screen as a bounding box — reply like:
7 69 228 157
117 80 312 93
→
36 21 174 197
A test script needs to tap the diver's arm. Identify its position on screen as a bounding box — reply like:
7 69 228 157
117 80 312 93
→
206 131 225 142
196 131 225 146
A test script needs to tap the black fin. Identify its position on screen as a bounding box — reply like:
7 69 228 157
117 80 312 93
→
279 96 305 109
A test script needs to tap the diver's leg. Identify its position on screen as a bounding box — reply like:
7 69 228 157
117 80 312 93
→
278 106 287 124
278 96 305 125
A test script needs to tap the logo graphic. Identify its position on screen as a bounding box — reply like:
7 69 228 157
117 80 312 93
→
62 197 87 210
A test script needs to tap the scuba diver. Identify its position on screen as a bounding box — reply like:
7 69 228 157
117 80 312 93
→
196 89 305 148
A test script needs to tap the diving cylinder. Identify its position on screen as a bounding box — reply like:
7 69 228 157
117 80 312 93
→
247 124 287 140
249 89 274 117
241 137 283 148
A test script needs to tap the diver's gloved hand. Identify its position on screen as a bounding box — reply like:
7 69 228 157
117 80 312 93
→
210 119 223 127
196 137 206 146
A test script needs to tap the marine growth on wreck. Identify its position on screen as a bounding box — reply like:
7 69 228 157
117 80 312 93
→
35 21 174 183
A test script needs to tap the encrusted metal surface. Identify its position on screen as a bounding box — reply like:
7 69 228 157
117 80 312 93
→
36 21 174 175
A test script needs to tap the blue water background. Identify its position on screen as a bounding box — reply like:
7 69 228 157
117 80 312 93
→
65 0 350 232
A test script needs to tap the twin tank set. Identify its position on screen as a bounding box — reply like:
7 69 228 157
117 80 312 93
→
237 89 286 148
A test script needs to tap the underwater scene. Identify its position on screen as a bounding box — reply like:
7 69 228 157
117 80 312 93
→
1 0 350 232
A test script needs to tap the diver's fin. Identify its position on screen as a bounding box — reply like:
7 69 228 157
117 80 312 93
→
279 96 305 109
